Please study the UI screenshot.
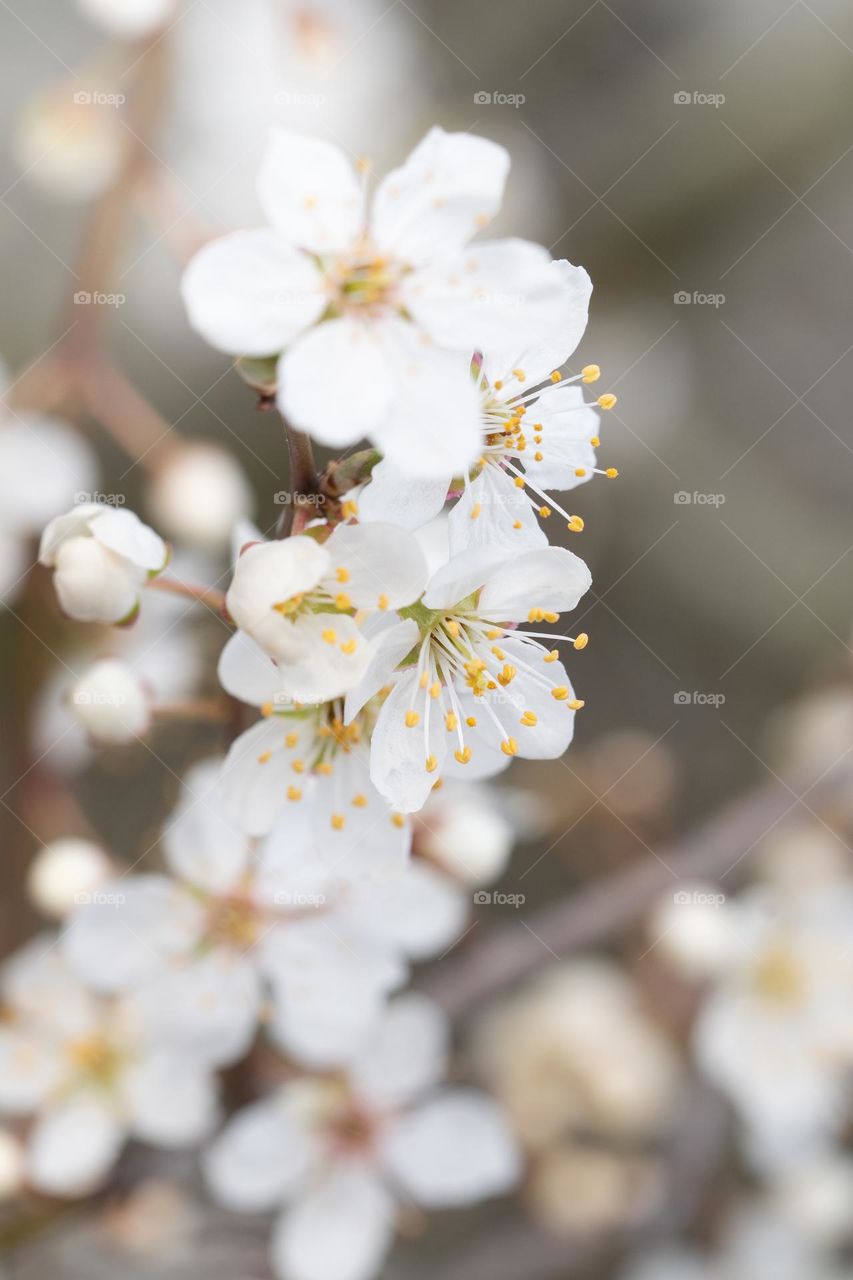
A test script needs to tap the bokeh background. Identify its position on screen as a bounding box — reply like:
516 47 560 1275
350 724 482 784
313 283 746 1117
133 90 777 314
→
1 0 853 1277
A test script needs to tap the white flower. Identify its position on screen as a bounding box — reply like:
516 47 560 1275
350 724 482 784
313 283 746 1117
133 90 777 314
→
63 761 463 1068
0 936 218 1198
15 85 126 202
357 284 619 552
146 444 254 550
345 543 592 812
225 523 427 701
0 406 97 604
39 504 167 624
646 883 735 980
182 127 587 478
26 837 113 920
77 0 175 37
694 885 853 1170
70 658 151 743
218 628 414 862
204 994 520 1280
416 781 515 885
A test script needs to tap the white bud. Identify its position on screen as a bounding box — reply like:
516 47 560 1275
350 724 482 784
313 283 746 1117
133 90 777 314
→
0 1130 24 1200
27 837 113 919
70 659 151 743
40 504 167 624
147 445 253 550
420 788 513 885
647 883 734 979
15 88 125 201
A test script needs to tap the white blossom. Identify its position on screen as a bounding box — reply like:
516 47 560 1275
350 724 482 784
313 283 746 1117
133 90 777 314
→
182 127 586 477
26 837 114 920
70 658 151 744
0 937 218 1198
204 994 520 1280
39 503 167 624
146 444 254 550
77 0 175 37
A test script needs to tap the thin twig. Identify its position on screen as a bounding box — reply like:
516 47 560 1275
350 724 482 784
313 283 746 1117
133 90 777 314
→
276 414 320 538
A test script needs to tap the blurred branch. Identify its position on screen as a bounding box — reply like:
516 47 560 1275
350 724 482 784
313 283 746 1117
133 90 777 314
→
276 415 319 538
423 751 853 1018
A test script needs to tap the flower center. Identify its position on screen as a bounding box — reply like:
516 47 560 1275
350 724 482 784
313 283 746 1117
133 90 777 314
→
752 946 804 1005
204 895 260 950
66 1034 123 1086
324 245 407 316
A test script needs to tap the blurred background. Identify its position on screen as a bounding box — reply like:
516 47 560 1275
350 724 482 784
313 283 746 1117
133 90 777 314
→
1 0 853 1277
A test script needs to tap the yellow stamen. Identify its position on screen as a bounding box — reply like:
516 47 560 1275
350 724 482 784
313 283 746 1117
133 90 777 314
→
582 364 601 383
287 786 302 802
405 710 420 728
597 393 617 410
500 737 518 756
425 754 438 773
573 633 589 650
331 813 345 831
454 746 472 764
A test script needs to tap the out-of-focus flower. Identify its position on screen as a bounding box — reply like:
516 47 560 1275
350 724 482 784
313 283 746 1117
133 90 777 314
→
70 658 151 743
476 960 681 1151
0 404 97 605
40 504 167 624
757 826 850 897
146 444 254 551
204 994 520 1280
218 630 411 860
0 937 218 1198
77 0 175 37
182 128 585 477
224 524 426 700
647 882 735 980
0 1129 25 1200
15 84 126 201
27 837 114 919
347 544 591 812
526 1142 662 1235
64 761 463 1067
694 884 853 1170
768 1155 853 1248
415 780 515 885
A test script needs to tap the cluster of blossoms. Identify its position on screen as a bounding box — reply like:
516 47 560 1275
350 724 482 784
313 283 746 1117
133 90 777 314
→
6 126 616 1280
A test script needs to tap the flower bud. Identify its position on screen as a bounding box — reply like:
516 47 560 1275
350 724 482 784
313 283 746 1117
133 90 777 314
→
27 837 113 919
419 787 513 885
70 659 151 743
40 504 167 624
147 444 253 550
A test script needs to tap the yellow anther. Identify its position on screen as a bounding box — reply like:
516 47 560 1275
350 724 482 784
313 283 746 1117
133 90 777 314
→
539 506 552 518
568 698 585 710
377 593 389 610
342 499 359 518
257 750 272 764
454 747 472 764
605 467 619 478
535 452 544 462
352 793 368 808
573 633 589 650
445 619 460 637
575 468 587 477
520 710 538 727
470 503 482 521
493 379 503 390
331 813 345 831
445 712 458 731
322 628 337 644
486 628 503 640
500 737 518 756
544 649 559 663
340 638 358 655
597 393 617 410
491 646 506 660
315 761 333 776
567 515 585 533
551 686 570 701
287 786 302 802
354 609 367 625
419 671 429 689
514 476 525 489
498 664 516 686
429 681 441 699
261 701 274 718
582 364 601 383
285 731 299 748
590 436 600 447
335 566 350 583
335 593 352 611
550 370 562 383
466 716 478 727
528 608 545 623
544 611 559 624
425 755 439 773
391 813 406 828
513 520 522 529
405 710 420 728
291 759 305 774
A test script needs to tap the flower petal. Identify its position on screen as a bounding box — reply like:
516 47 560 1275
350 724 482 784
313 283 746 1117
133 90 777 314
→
89 507 166 571
226 538 330 638
204 1093 317 1212
382 1090 520 1207
372 127 509 265
279 318 395 446
181 229 325 356
481 260 593 382
421 545 505 611
273 612 372 704
448 467 546 557
161 758 250 894
344 616 419 725
323 521 428 610
351 862 467 963
369 670 447 814
258 130 362 253
28 1096 124 1197
310 746 411 880
478 545 591 620
217 630 283 707
271 1168 395 1280
356 459 449 530
123 1048 219 1146
0 1028 61 1113
220 717 306 837
349 993 448 1109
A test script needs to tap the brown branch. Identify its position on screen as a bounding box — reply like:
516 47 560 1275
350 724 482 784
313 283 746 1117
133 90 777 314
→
422 751 853 1019
276 415 320 538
